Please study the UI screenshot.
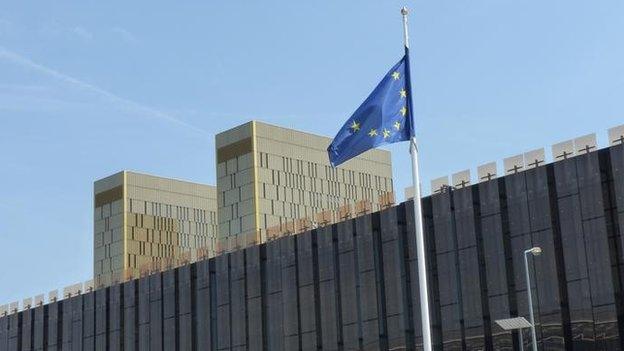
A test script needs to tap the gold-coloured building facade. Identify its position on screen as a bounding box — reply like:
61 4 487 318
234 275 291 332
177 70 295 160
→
215 121 394 247
93 171 217 286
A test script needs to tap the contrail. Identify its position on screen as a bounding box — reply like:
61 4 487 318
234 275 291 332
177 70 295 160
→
0 46 210 135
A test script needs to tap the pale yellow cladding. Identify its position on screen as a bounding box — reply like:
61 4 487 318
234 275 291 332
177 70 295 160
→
94 171 218 287
216 120 393 244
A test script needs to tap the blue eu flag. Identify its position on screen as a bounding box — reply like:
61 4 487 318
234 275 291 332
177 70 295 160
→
328 53 415 167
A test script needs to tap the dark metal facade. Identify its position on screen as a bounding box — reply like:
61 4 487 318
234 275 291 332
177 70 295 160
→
2 144 624 350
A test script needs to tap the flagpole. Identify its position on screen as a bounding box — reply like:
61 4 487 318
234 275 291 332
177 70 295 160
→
402 7 433 351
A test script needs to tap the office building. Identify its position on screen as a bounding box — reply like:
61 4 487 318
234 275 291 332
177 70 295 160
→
215 120 394 245
93 171 217 286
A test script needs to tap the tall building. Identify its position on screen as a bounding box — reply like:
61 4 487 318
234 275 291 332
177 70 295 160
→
93 171 217 286
216 120 394 245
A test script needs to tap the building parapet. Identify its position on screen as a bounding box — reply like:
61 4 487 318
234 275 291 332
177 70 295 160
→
417 124 624 195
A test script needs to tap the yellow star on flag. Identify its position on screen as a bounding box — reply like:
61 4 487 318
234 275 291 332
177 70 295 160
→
391 71 400 80
368 129 377 137
383 129 391 139
393 121 401 130
399 89 407 98
350 121 360 132
400 106 407 117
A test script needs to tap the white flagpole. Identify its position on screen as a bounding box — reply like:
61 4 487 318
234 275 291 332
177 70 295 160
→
402 7 433 351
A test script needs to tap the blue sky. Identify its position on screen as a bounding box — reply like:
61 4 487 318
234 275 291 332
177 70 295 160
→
1 1 623 304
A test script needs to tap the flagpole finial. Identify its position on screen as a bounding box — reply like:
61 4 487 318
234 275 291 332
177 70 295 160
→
401 7 409 49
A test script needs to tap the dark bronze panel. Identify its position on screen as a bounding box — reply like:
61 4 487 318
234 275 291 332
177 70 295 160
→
95 186 124 208
217 137 253 163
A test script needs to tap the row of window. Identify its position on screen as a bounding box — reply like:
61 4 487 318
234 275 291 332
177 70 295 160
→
128 226 178 245
220 173 247 193
257 152 390 190
130 200 217 224
125 253 176 269
130 241 177 257
268 170 391 195
258 152 322 179
94 242 122 260
261 183 387 208
177 233 218 249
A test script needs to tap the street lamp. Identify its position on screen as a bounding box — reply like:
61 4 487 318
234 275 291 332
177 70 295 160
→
495 316 532 350
524 247 541 351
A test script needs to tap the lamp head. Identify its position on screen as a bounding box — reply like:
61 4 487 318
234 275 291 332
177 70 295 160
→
528 247 542 256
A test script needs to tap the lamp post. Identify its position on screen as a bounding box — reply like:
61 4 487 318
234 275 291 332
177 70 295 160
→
524 247 542 351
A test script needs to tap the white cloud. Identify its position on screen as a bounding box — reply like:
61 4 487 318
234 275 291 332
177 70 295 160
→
72 26 93 41
0 92 92 112
0 83 50 94
0 46 209 135
111 27 138 44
